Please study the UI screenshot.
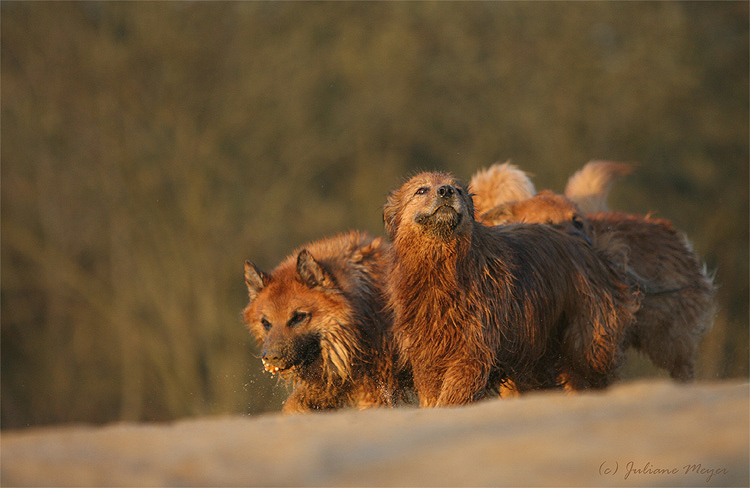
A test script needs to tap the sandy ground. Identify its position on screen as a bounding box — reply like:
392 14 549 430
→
2 379 748 487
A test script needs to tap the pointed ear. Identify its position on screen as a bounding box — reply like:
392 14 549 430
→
296 250 335 290
244 261 267 301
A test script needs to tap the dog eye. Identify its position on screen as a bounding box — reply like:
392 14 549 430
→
572 216 584 230
260 318 272 331
415 187 429 195
289 311 310 327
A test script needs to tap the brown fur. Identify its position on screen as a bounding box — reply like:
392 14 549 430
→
588 213 716 380
243 231 402 412
469 162 536 216
480 175 716 381
481 190 591 237
383 172 638 407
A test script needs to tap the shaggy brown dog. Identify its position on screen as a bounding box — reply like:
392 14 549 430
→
383 172 638 406
478 164 716 381
243 231 403 412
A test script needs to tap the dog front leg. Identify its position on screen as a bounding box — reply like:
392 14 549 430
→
436 360 489 407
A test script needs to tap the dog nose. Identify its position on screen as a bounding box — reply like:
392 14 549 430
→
438 185 455 199
262 350 282 365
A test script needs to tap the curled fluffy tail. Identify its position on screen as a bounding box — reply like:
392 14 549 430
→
469 162 536 215
564 161 633 213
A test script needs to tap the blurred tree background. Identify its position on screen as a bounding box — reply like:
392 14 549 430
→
2 2 747 429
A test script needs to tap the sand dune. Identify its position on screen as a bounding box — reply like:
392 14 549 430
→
2 380 748 487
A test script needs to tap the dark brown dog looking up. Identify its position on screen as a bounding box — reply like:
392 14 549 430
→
383 171 639 407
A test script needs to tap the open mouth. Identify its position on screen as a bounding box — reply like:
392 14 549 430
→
262 358 296 375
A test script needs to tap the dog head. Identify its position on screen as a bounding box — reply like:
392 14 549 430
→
243 250 359 382
384 172 474 241
482 190 590 237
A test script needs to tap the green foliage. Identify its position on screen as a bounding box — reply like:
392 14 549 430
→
2 2 747 428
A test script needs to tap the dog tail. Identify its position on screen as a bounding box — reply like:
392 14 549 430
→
469 161 536 215
564 161 633 214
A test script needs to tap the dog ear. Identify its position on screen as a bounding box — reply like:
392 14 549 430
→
460 182 476 220
244 261 268 301
383 191 400 240
297 250 336 290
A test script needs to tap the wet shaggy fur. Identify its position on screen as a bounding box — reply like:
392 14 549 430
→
586 212 716 380
383 172 638 407
243 231 401 412
479 166 716 381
